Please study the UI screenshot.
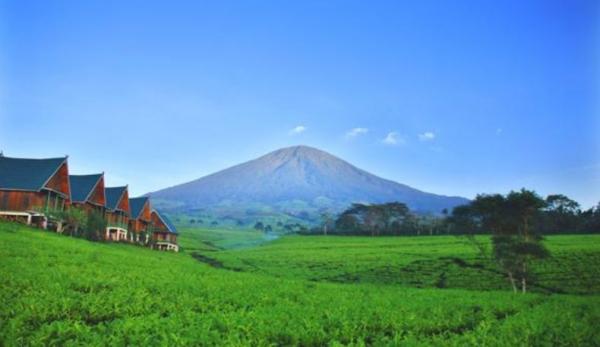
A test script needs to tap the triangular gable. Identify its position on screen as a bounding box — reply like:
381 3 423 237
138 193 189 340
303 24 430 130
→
87 175 106 207
140 200 151 221
43 161 70 198
151 210 167 232
129 197 151 222
151 210 178 234
117 188 130 216
69 174 103 203
105 186 128 212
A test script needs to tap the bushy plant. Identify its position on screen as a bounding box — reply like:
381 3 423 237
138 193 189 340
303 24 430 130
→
84 210 107 241
60 207 88 237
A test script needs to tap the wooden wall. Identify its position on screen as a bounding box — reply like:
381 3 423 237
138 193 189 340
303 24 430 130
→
72 201 104 215
152 231 177 243
88 177 106 207
140 201 151 222
117 189 130 215
106 210 129 226
0 191 46 211
128 219 150 233
150 212 168 233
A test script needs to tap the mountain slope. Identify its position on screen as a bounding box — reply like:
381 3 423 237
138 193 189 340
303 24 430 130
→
148 146 468 221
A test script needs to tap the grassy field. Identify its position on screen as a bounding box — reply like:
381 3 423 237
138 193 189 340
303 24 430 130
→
177 226 269 251
1 222 599 346
199 233 600 294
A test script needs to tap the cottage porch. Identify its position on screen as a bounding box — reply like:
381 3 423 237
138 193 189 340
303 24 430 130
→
153 241 179 252
105 226 128 241
0 210 47 228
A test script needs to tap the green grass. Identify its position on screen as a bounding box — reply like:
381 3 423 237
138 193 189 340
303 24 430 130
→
177 226 270 251
1 222 599 346
206 234 600 294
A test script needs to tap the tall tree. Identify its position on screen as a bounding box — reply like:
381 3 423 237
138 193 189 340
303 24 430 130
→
452 189 550 293
320 212 333 235
543 194 581 233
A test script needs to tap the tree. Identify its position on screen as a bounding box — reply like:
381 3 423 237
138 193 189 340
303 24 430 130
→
254 221 264 231
453 189 550 293
364 206 384 236
332 202 419 236
320 212 333 235
447 205 478 234
543 194 581 233
265 224 272 232
381 202 410 235
579 202 600 233
546 194 580 214
62 207 88 237
85 210 106 241
335 213 360 234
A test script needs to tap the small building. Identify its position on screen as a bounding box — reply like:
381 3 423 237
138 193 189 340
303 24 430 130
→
128 197 151 243
150 210 179 252
104 186 130 241
0 155 70 229
69 173 106 214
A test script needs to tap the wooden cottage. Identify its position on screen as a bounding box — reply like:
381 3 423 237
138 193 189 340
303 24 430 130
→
0 155 70 229
150 210 179 252
69 173 106 214
104 186 130 241
128 197 151 243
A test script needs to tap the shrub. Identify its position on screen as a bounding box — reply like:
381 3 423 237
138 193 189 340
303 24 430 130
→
84 210 107 241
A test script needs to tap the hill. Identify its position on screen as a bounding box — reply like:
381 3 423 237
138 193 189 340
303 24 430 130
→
148 146 469 226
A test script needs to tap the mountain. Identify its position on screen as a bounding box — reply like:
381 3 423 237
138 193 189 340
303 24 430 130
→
147 146 469 225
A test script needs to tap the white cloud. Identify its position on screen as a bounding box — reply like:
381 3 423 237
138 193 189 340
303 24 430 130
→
418 131 435 141
289 125 307 135
382 131 404 145
345 127 369 138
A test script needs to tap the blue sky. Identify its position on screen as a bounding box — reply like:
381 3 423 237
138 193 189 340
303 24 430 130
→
1 0 598 207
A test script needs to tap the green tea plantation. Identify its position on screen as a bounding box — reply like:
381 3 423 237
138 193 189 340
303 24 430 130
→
1 222 599 346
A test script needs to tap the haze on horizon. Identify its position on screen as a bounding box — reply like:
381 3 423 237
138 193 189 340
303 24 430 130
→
0 0 598 207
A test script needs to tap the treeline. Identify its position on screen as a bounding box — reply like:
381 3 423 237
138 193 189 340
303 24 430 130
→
309 189 599 293
308 191 599 236
254 221 308 233
317 202 443 236
449 193 600 235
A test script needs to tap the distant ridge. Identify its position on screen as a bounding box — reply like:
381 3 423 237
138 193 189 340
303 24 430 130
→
147 146 468 223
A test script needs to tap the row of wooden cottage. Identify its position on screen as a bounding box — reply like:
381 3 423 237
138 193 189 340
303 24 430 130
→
0 154 179 252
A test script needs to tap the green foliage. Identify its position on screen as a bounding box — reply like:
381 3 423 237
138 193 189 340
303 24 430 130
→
177 227 268 252
84 210 107 241
327 202 446 236
451 189 550 292
1 222 599 345
60 207 88 237
579 202 600 232
449 194 600 235
206 232 600 295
